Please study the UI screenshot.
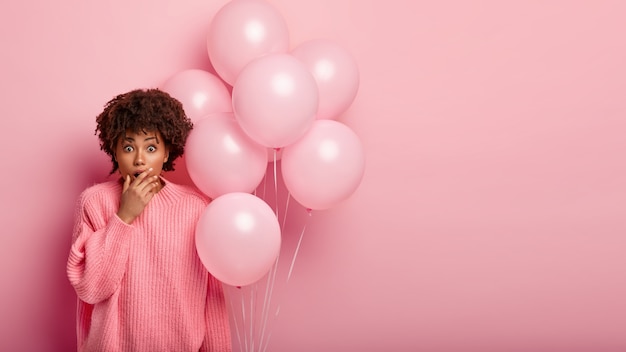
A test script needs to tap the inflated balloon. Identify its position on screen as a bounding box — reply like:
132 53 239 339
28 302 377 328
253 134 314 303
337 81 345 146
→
281 120 365 210
185 112 268 199
291 39 360 120
161 69 232 122
207 0 289 86
196 192 281 287
232 53 318 148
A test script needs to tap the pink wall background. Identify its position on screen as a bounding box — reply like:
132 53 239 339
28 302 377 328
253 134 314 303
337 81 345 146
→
1 0 625 351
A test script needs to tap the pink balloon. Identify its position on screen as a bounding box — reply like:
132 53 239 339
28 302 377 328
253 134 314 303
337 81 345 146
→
196 192 281 286
232 53 319 148
291 39 360 120
281 120 366 210
207 0 289 86
161 69 232 122
185 112 268 199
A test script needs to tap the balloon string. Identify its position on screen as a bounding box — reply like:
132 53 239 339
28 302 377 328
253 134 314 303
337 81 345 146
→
240 291 248 352
257 268 272 350
261 330 274 352
258 184 289 351
261 302 282 352
288 222 307 282
228 287 243 351
281 192 291 231
258 166 267 201
260 304 284 352
258 253 280 350
249 284 256 352
273 149 279 219
261 331 273 352
260 266 274 322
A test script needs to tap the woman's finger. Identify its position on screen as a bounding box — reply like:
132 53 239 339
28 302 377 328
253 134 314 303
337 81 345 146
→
132 168 153 186
122 175 131 193
136 176 160 195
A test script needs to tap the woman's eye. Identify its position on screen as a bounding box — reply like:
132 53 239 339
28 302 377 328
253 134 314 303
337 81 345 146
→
147 146 156 152
123 146 133 152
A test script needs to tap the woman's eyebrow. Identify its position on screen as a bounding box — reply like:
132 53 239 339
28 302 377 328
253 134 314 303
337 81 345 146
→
123 136 159 142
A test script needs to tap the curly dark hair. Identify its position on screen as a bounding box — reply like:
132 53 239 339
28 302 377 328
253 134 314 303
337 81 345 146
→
95 88 193 174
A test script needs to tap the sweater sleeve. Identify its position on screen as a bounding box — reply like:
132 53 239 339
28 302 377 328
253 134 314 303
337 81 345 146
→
66 191 134 304
201 275 232 352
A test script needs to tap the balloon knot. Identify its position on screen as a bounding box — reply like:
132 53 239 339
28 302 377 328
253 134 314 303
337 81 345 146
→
306 208 313 216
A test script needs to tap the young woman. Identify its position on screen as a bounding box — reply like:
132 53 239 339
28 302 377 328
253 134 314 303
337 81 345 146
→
67 88 231 351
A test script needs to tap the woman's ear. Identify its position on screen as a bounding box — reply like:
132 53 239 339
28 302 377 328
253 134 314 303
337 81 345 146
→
164 147 169 163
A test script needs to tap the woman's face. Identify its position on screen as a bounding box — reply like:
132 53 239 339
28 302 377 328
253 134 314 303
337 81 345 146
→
115 129 169 181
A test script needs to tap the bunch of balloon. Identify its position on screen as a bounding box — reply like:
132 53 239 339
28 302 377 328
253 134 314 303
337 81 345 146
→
163 0 365 351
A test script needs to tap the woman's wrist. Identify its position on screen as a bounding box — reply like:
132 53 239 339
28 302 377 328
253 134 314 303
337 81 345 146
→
116 210 135 224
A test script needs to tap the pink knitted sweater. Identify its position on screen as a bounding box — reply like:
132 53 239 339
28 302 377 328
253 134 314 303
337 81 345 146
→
67 178 231 352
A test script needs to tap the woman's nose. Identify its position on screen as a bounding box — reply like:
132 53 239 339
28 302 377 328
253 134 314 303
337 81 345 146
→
134 151 145 165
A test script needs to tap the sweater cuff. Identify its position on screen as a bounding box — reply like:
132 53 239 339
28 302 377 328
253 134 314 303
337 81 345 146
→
104 213 135 253
111 213 135 229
